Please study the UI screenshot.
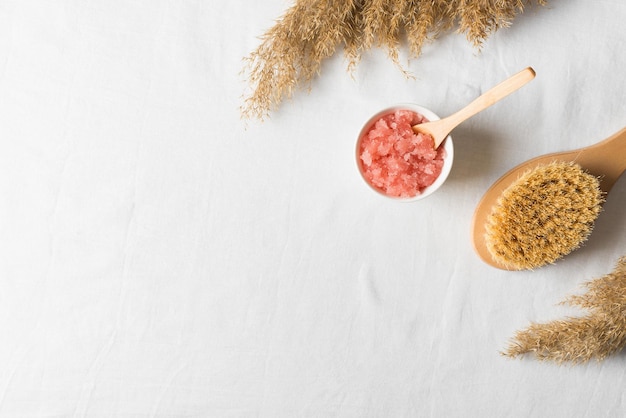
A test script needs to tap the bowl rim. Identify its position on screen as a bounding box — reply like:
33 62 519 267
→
355 103 454 202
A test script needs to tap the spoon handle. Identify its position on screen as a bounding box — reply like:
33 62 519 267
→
445 67 536 129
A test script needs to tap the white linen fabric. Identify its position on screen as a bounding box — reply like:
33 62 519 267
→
1 1 625 416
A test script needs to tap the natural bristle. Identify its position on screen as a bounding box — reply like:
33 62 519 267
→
485 161 604 270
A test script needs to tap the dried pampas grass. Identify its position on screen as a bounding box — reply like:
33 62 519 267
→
241 0 547 119
503 256 626 363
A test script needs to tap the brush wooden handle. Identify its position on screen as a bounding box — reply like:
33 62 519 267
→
471 126 626 270
574 126 626 192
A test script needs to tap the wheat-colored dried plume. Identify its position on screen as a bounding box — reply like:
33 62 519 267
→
504 256 626 363
241 0 547 120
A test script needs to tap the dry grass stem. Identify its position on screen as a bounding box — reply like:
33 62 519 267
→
241 0 547 120
503 256 626 363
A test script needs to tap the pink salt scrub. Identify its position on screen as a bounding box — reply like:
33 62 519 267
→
359 109 446 198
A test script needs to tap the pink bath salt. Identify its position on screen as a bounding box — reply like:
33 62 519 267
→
359 109 446 198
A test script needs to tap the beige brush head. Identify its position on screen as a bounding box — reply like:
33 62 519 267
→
484 161 605 270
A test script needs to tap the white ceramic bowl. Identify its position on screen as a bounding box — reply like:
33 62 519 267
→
355 104 454 202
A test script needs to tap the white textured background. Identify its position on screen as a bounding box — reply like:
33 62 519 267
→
1 1 625 416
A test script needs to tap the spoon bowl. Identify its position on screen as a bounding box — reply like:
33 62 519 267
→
413 67 536 148
472 127 626 270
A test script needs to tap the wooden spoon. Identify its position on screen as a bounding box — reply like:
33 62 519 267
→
412 67 536 148
472 126 626 270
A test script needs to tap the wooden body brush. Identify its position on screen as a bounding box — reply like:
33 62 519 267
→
472 126 626 270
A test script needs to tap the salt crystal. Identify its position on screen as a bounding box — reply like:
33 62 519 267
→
359 109 446 198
